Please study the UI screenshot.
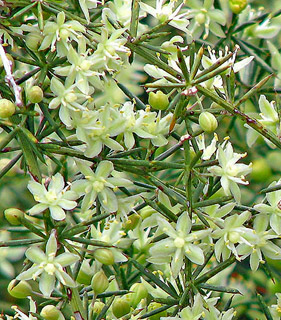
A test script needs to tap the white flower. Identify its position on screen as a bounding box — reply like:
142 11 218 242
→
49 77 89 128
246 95 280 147
212 211 252 261
148 213 210 277
237 217 281 271
140 0 190 33
185 0 226 41
74 105 125 157
28 173 78 221
196 133 218 160
208 141 252 202
17 230 79 297
54 39 102 94
72 160 132 212
11 297 37 320
39 11 85 57
91 28 130 71
254 178 281 235
269 293 281 320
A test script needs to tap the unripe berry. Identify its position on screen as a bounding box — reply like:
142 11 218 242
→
148 302 167 320
26 33 43 51
112 298 131 318
28 86 44 103
229 0 247 14
8 279 32 299
128 283 148 308
0 99 16 118
199 111 218 133
4 208 24 225
91 270 109 295
148 91 169 110
94 248 114 265
40 305 65 320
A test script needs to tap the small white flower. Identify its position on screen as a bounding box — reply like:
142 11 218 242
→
17 230 79 297
148 213 210 277
72 160 132 212
208 141 252 202
28 173 78 221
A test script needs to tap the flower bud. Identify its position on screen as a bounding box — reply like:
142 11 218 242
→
199 111 218 133
229 0 247 14
8 279 32 299
28 86 44 103
0 99 16 118
26 33 43 51
94 248 114 265
4 208 24 225
40 305 65 320
148 91 169 110
123 213 141 231
91 270 109 295
112 298 131 318
148 302 167 320
128 283 148 308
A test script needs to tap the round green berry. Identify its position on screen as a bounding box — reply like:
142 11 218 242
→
112 298 130 318
199 111 218 133
28 86 44 103
91 270 109 294
94 248 114 265
0 99 16 118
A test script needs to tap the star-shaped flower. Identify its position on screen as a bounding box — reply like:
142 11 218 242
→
17 230 79 297
28 173 78 221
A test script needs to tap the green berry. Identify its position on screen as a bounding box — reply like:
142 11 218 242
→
148 91 169 110
128 283 148 308
112 298 131 318
4 208 24 225
148 302 167 320
91 270 109 294
199 111 218 133
40 305 65 320
94 248 114 265
229 0 247 14
0 99 16 118
28 86 44 103
8 279 32 299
